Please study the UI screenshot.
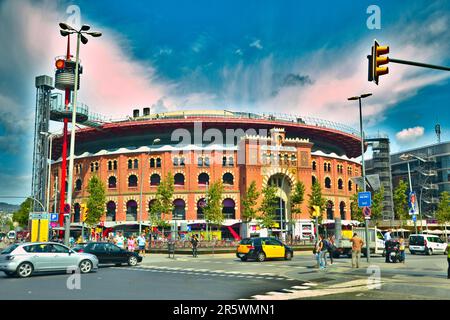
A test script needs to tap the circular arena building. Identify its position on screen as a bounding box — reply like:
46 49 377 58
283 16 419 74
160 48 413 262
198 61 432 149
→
49 109 362 240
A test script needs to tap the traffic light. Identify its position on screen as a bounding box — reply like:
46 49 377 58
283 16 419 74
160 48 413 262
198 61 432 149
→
370 40 389 85
312 205 321 217
80 203 88 222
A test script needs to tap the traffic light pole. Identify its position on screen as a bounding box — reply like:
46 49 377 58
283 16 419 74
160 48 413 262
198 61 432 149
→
389 58 450 71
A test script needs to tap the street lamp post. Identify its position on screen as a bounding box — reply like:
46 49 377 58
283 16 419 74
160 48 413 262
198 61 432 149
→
348 93 372 263
139 138 161 235
59 22 102 246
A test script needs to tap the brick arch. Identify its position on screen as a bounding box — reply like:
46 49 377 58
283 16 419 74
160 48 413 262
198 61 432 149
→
123 196 140 213
172 194 189 211
262 167 297 188
222 193 239 210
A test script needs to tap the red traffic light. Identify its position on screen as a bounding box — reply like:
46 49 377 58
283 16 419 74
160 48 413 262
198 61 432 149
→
55 59 65 69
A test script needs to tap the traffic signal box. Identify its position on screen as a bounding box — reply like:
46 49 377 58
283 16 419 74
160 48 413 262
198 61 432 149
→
368 40 389 85
80 203 88 222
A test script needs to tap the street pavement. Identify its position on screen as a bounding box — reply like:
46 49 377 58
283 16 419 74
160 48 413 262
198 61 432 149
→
0 250 448 300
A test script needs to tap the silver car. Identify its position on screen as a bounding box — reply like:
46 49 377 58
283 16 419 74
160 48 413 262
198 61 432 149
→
0 242 99 278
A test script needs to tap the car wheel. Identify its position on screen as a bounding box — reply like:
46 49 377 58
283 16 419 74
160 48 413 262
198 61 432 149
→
257 252 266 262
427 248 433 256
79 260 93 274
284 251 292 260
128 256 138 266
240 256 247 262
16 262 33 278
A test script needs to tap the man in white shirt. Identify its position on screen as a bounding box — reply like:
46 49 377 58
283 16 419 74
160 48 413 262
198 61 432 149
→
384 230 392 262
114 231 125 249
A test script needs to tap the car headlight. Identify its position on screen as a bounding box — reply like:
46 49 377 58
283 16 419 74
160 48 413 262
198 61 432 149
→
5 255 15 261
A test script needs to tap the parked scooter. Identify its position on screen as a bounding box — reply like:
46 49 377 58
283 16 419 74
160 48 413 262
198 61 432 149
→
385 239 404 263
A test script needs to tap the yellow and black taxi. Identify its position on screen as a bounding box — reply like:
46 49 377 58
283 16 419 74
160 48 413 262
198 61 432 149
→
236 237 293 262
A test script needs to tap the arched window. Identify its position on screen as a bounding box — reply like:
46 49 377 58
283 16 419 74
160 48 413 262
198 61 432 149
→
95 162 99 172
134 159 139 169
73 203 80 223
180 157 185 166
284 154 289 164
325 177 331 189
324 162 328 172
150 174 161 186
326 200 334 220
312 161 317 170
348 180 353 191
173 157 179 166
156 158 161 168
291 154 297 164
108 176 117 189
172 199 186 220
340 201 346 220
128 159 133 169
150 158 155 168
312 176 317 185
126 200 137 221
90 163 94 172
198 173 209 186
228 157 234 166
128 175 138 187
106 201 116 221
198 157 203 167
197 198 206 219
204 157 210 167
75 179 82 191
338 178 344 190
222 198 236 219
327 163 331 172
222 172 234 185
174 173 185 186
108 161 112 171
113 160 117 170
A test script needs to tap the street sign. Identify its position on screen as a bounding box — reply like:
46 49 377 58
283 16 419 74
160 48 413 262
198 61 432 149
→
50 213 59 222
29 213 49 220
312 205 321 217
363 206 371 219
358 192 372 208
412 215 417 222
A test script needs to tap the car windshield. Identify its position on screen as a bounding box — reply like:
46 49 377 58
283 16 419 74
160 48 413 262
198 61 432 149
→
240 239 253 245
1 244 19 254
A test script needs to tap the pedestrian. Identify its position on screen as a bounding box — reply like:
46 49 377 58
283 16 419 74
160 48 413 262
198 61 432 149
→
314 235 325 269
137 233 147 257
321 236 329 267
327 234 336 265
127 235 136 252
399 236 406 264
350 233 364 268
384 229 392 263
114 231 125 249
191 234 199 257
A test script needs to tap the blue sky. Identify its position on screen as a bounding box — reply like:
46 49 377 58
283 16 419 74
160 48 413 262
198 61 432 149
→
0 0 449 203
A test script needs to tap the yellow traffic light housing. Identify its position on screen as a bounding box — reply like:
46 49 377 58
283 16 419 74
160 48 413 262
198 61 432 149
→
371 40 389 85
80 203 88 222
312 205 321 217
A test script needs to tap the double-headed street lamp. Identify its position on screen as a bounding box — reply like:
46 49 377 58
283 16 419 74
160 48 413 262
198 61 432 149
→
139 138 161 234
59 22 102 246
348 93 372 263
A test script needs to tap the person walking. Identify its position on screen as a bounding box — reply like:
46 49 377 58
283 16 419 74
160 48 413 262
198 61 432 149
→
399 236 406 264
384 229 392 263
321 235 329 267
114 231 125 249
314 235 325 269
327 235 336 265
350 233 364 268
191 234 199 257
137 233 147 257
127 235 136 252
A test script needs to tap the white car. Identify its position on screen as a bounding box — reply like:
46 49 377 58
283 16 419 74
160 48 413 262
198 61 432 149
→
409 234 448 255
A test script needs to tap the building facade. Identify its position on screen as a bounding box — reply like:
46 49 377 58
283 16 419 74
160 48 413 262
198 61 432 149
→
48 110 362 238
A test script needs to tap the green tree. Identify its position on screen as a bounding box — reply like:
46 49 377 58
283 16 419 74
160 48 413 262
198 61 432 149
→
289 181 305 238
393 180 409 230
350 191 363 222
149 172 174 237
204 180 225 239
308 181 326 223
371 186 385 224
436 191 450 225
241 181 260 222
258 185 278 231
86 175 107 226
12 197 33 227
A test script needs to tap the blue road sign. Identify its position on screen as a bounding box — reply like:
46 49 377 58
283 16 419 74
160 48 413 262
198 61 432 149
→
412 215 417 222
50 213 59 222
363 206 371 218
358 192 372 208
187 225 191 232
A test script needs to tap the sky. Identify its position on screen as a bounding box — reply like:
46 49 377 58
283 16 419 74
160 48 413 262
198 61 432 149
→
0 0 449 204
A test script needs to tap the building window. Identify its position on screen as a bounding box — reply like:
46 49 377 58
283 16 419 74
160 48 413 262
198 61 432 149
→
348 166 353 175
172 199 186 220
222 156 227 166
222 198 236 219
73 203 80 223
338 178 344 190
126 200 137 221
204 157 210 167
75 179 82 191
326 200 334 220
156 158 161 168
106 201 116 221
174 173 185 186
312 161 317 171
228 157 234 166
108 176 117 189
180 157 185 166
223 172 234 185
325 177 331 189
198 157 203 167
324 163 327 172
128 159 133 169
340 201 346 220
328 163 331 172
128 175 138 187
197 198 206 219
150 158 156 168
90 163 94 172
198 173 210 186
348 180 353 191
173 157 179 166
312 176 317 185
113 160 117 170
291 154 297 165
150 174 161 186
134 159 139 169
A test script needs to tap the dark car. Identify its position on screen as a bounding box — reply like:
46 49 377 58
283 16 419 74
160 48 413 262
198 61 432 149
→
78 242 143 266
236 237 293 262
72 243 88 253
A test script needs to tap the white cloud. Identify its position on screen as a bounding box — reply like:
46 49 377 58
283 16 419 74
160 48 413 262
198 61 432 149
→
249 39 263 50
395 126 425 143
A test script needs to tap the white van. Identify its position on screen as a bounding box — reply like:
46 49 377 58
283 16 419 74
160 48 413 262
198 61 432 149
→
409 234 448 255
